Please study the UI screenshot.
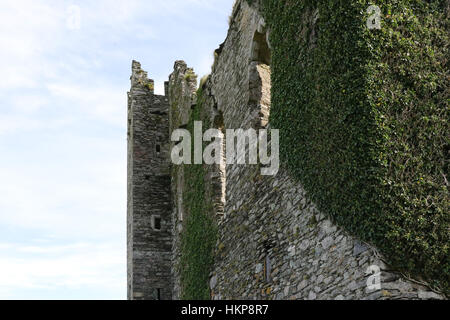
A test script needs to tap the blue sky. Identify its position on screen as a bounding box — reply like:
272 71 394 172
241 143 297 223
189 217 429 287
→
0 0 233 300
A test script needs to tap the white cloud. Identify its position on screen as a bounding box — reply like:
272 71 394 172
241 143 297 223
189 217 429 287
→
46 82 127 128
0 114 74 135
0 139 126 239
0 241 125 299
197 53 215 78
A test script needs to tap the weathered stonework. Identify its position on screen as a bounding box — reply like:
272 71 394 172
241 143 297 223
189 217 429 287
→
167 60 199 299
127 61 172 300
127 0 445 300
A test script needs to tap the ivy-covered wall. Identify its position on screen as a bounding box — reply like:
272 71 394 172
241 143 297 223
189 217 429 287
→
259 0 449 293
179 88 218 300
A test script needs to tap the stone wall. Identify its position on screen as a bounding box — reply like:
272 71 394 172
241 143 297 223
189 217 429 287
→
168 0 443 300
127 61 173 300
128 0 445 300
168 60 199 299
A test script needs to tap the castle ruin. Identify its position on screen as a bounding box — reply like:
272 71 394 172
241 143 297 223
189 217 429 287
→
127 0 447 300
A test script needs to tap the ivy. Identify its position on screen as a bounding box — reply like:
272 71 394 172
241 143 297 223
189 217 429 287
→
256 0 449 294
179 88 218 299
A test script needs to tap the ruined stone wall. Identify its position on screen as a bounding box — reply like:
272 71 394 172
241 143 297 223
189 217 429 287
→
168 61 199 299
168 61 226 299
166 0 443 300
129 0 444 300
127 61 173 300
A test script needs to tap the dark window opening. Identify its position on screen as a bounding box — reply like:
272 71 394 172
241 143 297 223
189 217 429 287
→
154 217 161 230
156 145 161 153
252 31 271 65
145 174 150 180
156 288 161 300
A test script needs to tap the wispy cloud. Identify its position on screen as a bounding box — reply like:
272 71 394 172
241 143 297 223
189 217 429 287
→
0 241 125 299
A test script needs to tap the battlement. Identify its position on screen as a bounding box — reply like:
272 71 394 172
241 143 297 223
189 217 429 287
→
130 60 155 95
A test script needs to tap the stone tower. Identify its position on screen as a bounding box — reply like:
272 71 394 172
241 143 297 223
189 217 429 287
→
127 60 172 300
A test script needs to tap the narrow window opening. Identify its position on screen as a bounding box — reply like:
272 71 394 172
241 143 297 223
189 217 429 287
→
177 172 184 222
151 215 162 231
212 111 226 216
264 255 271 282
157 288 161 300
262 240 272 283
251 31 271 65
249 30 271 129
154 217 161 230
156 144 161 153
